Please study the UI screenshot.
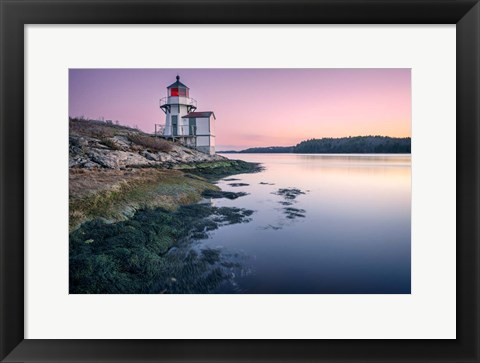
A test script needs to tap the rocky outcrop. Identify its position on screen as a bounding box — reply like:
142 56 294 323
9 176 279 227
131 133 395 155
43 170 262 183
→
68 119 261 234
69 134 226 170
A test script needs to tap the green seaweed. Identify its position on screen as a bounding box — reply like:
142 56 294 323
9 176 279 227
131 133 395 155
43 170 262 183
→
69 203 253 294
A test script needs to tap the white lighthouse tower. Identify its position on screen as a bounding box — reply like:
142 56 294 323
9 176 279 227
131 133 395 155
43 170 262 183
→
159 75 216 155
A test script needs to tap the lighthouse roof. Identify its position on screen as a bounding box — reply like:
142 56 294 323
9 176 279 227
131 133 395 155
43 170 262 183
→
167 75 189 89
182 111 216 120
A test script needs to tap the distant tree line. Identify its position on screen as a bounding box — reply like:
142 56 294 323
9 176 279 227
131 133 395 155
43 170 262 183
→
220 136 411 154
293 136 411 153
236 146 294 153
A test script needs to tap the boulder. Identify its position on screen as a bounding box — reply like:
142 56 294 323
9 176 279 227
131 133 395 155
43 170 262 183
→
88 149 150 169
112 135 131 150
141 151 160 161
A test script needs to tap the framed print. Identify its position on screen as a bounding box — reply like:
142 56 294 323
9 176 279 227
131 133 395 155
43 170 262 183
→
1 0 479 362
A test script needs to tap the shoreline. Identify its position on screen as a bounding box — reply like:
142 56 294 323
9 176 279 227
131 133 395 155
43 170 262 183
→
69 159 261 294
68 118 262 293
69 158 261 231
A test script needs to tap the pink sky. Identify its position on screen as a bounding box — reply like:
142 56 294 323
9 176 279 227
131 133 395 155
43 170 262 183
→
69 69 411 150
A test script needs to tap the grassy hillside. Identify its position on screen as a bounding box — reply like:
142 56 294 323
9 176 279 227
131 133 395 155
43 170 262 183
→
69 168 219 231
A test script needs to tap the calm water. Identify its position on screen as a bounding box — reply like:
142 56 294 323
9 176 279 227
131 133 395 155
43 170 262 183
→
198 154 411 294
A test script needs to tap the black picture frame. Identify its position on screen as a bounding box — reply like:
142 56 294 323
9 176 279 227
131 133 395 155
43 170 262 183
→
1 0 479 362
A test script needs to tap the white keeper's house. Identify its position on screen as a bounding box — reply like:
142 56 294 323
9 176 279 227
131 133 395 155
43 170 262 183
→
159 75 216 155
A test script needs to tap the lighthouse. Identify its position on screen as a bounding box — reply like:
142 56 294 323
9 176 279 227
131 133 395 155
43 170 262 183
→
159 75 216 155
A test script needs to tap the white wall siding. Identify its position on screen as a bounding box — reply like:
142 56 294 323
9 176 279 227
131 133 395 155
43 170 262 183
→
163 104 190 136
183 116 215 154
196 117 210 135
209 118 215 135
196 135 209 146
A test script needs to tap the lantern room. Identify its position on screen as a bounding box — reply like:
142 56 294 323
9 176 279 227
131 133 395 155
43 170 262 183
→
167 75 189 97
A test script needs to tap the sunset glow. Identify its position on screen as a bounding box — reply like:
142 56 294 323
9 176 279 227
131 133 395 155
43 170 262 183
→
69 69 411 150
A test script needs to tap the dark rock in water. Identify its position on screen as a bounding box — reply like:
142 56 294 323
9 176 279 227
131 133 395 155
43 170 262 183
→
270 188 308 220
214 207 254 224
261 224 283 230
223 178 241 181
273 187 306 200
189 160 263 181
286 213 305 219
259 182 275 185
202 189 248 200
284 207 305 212
283 207 306 219
228 183 249 187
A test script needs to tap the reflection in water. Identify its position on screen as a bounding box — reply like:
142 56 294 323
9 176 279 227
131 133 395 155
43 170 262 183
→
201 153 411 294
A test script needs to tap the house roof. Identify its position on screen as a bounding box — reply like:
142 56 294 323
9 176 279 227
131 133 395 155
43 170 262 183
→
167 75 189 89
182 112 216 120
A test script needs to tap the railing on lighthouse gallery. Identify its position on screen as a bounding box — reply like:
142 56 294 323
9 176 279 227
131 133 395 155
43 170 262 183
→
154 124 165 137
155 124 197 138
159 97 197 108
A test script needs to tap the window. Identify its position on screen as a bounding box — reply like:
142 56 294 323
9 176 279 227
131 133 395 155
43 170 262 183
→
170 88 188 97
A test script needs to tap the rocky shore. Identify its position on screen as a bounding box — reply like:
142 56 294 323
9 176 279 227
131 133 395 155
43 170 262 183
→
69 119 259 231
70 117 232 170
69 119 260 293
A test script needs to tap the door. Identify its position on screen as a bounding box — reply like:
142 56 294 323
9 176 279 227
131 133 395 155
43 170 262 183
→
189 118 196 135
172 115 178 136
